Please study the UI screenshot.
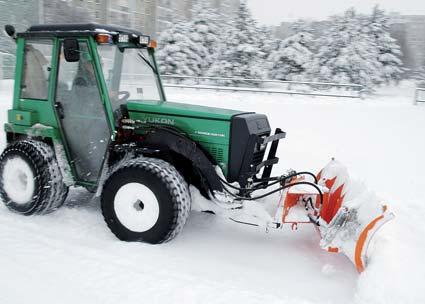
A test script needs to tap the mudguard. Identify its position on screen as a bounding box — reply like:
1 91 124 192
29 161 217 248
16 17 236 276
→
142 127 224 195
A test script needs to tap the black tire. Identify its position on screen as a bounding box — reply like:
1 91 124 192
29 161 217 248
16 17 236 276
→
0 140 69 215
101 157 191 244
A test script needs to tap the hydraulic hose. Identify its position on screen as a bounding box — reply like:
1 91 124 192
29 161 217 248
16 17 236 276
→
218 171 319 192
220 180 323 207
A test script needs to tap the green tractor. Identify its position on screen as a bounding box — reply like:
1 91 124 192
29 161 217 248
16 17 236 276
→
0 23 285 241
0 24 392 272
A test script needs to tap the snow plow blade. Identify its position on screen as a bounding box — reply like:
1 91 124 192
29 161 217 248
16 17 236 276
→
281 159 394 272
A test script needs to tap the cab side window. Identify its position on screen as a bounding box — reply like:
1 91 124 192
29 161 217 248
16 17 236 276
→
20 40 53 100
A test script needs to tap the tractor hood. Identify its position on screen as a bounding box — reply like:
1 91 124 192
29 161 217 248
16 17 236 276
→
126 100 248 121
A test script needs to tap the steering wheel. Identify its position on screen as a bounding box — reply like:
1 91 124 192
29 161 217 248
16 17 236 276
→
117 91 130 103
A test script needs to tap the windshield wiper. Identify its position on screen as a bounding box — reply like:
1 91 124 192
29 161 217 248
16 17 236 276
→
137 52 158 75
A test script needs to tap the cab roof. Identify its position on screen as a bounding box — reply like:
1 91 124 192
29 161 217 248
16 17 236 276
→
18 23 145 38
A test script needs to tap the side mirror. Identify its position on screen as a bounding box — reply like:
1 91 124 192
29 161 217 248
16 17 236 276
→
63 38 80 62
4 25 16 39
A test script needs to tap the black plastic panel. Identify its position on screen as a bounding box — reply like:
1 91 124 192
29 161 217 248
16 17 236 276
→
227 113 271 183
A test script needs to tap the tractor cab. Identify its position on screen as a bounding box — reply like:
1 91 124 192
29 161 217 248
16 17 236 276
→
22 23 164 119
8 24 164 185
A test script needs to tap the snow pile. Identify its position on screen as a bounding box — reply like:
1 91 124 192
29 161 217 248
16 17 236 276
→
0 81 424 303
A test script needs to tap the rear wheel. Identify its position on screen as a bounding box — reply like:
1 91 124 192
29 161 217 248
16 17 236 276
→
101 157 191 244
0 140 69 215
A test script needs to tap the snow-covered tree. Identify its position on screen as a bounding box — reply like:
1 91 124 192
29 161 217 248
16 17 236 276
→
208 1 266 85
157 20 206 76
187 0 221 74
308 8 383 88
268 21 315 81
157 1 223 77
368 5 403 83
256 25 278 62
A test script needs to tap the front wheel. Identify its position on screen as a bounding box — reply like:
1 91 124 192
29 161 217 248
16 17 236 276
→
101 157 191 244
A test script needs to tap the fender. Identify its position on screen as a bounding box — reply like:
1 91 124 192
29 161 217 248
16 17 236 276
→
141 127 224 195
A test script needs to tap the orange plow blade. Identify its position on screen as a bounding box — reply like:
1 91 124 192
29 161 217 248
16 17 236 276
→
280 159 394 272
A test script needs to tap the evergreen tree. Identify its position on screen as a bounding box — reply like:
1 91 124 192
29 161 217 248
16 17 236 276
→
268 20 315 81
157 20 206 76
187 0 221 74
308 8 383 88
256 25 278 62
368 5 403 83
208 1 266 85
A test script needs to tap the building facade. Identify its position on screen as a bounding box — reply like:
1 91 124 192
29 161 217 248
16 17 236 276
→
389 15 425 75
67 0 240 38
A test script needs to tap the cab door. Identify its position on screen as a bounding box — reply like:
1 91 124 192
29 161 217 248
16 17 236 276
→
55 39 111 184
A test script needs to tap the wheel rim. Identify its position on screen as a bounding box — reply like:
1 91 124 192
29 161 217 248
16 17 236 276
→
113 183 160 232
2 156 35 205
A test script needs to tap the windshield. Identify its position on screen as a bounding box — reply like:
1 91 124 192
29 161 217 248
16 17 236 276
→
97 45 162 111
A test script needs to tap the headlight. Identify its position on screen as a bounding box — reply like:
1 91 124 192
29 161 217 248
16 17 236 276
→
139 35 150 46
118 34 129 43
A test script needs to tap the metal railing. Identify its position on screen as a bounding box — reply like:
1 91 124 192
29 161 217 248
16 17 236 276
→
415 87 425 104
160 74 366 99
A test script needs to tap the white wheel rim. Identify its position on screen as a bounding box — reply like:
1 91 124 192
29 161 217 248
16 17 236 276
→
114 183 160 232
2 157 35 205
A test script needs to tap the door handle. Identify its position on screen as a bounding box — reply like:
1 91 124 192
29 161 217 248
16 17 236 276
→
55 102 65 119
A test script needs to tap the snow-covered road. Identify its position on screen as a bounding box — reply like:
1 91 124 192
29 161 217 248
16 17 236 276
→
0 80 424 304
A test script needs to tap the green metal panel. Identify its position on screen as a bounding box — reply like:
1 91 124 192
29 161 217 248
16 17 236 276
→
4 123 60 139
128 105 238 174
8 110 39 126
127 100 244 121
16 99 58 127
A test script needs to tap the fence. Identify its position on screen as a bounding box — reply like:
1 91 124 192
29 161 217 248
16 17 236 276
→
415 88 425 104
161 74 366 99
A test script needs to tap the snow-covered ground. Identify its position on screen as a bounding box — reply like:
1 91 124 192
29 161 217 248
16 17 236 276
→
0 80 424 304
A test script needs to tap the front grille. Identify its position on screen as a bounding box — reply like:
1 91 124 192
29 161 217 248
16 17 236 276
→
208 146 224 163
252 150 265 166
